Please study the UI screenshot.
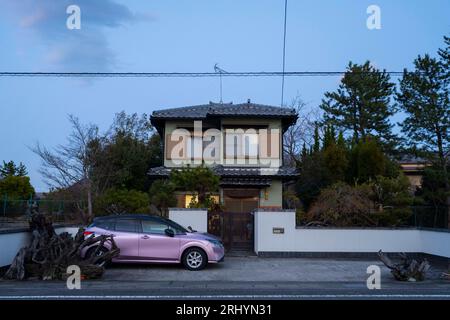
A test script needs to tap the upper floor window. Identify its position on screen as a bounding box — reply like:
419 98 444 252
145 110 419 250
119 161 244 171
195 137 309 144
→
165 123 280 166
224 127 279 165
225 128 259 161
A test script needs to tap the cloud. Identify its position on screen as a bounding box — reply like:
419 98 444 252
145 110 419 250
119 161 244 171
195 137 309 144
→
3 0 148 71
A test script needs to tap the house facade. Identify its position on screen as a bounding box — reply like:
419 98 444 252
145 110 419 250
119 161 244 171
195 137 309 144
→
148 101 298 250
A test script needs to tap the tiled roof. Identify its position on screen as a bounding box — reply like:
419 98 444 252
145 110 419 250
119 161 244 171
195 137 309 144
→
147 166 172 176
220 178 272 187
151 101 297 121
397 154 428 164
147 165 298 179
212 165 298 177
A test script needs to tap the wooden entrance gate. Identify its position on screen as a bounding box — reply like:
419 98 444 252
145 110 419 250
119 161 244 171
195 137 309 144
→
207 188 258 251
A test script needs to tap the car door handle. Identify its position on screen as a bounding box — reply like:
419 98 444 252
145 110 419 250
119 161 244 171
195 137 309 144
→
141 235 150 240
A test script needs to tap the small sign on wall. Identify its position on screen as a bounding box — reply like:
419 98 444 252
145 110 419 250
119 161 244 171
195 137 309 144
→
273 227 284 234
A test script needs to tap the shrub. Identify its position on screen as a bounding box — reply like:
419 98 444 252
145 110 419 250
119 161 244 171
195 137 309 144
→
94 188 150 215
305 175 413 227
306 182 374 227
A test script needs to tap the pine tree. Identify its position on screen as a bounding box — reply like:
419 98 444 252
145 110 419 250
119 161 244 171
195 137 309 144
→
320 61 396 148
16 162 28 177
337 131 346 148
397 39 450 228
0 161 25 178
396 54 449 192
323 125 336 150
438 35 450 78
313 125 320 153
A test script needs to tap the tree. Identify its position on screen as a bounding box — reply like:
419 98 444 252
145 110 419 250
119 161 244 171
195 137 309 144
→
149 180 177 216
295 127 399 210
0 176 35 199
32 115 100 219
396 39 450 227
438 35 450 78
415 165 450 227
296 151 331 209
283 96 321 167
94 188 150 214
323 138 348 183
348 138 386 183
0 161 28 178
170 164 219 207
396 54 449 179
320 61 397 147
313 124 321 153
32 112 163 220
91 112 162 193
368 174 413 226
417 166 450 208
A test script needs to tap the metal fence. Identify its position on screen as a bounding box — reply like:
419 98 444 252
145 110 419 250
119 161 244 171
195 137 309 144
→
409 206 449 229
0 196 84 230
295 205 449 230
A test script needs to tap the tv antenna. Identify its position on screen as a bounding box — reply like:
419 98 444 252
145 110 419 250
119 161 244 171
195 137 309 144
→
214 63 228 103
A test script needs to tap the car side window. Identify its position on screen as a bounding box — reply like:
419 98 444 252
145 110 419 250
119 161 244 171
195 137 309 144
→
141 219 169 235
95 219 115 230
115 219 139 233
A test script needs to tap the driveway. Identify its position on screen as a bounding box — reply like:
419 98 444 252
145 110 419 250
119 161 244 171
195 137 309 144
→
0 257 449 299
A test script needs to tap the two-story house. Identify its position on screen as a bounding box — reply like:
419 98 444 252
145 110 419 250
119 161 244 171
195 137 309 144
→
148 101 298 250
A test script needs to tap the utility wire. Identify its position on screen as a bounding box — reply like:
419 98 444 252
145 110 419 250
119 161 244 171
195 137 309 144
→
281 0 288 107
0 71 405 77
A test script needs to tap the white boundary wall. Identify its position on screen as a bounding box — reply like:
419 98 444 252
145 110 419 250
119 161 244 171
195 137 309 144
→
169 208 208 233
0 227 78 267
254 210 450 258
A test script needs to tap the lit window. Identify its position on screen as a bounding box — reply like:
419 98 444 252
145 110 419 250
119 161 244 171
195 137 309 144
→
185 194 220 208
185 194 198 207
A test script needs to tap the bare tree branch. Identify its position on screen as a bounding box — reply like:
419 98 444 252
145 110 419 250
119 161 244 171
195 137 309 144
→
30 115 101 218
283 96 322 166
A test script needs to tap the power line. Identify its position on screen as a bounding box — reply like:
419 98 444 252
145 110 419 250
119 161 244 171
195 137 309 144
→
0 71 405 77
281 0 288 107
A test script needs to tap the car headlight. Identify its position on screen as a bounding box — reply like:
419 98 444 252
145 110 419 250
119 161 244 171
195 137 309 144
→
207 239 223 247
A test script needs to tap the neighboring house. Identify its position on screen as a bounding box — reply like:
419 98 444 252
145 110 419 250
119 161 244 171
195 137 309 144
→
398 155 432 191
148 101 299 249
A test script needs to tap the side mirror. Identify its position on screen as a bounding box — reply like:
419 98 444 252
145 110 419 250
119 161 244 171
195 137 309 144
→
164 228 175 237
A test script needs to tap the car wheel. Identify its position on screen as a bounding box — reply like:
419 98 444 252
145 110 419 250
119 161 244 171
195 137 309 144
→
182 247 207 271
86 246 111 267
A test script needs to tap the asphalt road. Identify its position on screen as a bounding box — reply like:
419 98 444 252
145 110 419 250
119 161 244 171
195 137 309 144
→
0 257 449 300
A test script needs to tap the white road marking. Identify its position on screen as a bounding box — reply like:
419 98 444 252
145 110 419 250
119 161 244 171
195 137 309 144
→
0 294 450 299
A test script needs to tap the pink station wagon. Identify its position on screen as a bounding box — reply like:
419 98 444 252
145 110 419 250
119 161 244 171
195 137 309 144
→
83 214 225 270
